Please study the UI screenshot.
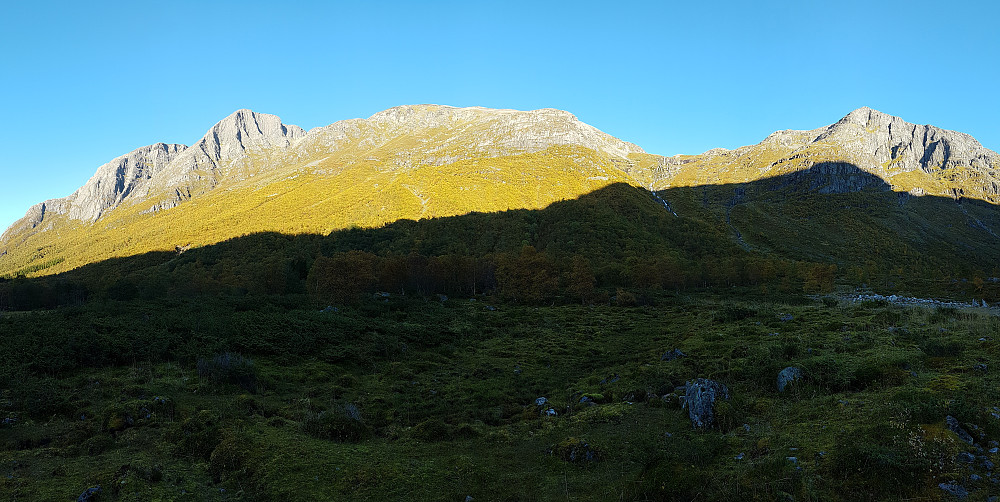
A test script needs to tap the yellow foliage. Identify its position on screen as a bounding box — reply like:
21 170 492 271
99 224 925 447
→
0 145 638 277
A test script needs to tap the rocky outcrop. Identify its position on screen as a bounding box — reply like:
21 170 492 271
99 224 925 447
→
681 378 730 428
299 104 645 170
819 107 995 175
366 105 645 160
68 143 188 222
651 107 1000 202
148 109 306 209
2 110 306 239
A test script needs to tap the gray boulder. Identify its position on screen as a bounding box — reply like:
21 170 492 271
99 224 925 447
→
681 378 730 428
777 367 804 392
938 481 969 499
947 415 976 445
77 486 102 502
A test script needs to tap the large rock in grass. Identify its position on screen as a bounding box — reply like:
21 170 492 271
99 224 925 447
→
947 415 976 445
777 366 803 392
682 378 729 428
77 486 101 502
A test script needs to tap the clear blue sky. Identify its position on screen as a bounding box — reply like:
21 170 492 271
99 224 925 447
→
2 0 998 232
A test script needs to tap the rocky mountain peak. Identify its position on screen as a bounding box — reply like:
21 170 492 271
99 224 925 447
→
0 142 189 240
357 104 643 161
145 109 307 210
816 107 995 178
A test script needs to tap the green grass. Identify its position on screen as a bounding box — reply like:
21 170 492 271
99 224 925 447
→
4 291 1000 500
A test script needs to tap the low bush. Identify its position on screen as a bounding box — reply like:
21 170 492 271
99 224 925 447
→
197 352 260 393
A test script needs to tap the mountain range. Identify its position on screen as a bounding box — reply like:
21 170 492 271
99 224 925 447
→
1 104 998 279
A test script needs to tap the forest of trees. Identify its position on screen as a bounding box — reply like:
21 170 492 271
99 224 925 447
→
1 181 996 312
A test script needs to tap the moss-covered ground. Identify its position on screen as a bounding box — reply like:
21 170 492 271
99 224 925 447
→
3 290 1000 501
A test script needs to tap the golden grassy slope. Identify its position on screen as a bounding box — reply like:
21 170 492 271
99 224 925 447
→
0 145 636 277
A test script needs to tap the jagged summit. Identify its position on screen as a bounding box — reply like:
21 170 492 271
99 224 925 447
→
658 107 999 201
144 109 307 210
820 107 995 181
316 104 645 162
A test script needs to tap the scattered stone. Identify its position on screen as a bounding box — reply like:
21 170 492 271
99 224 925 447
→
734 452 745 460
465 496 474 502
545 408 558 417
513 365 522 376
948 416 977 445
779 313 794 322
776 366 804 392
579 396 596 406
957 452 976 463
77 486 101 502
485 305 497 311
938 481 969 499
320 305 338 313
535 397 548 407
681 378 730 428
436 294 448 302
970 474 982 482
661 349 686 361
976 364 989 372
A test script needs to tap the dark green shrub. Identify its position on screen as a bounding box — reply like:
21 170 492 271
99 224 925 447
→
891 388 945 423
12 377 73 419
713 304 757 322
921 339 963 357
411 418 451 441
301 403 371 442
165 409 221 460
197 352 260 392
209 430 263 488
829 425 930 499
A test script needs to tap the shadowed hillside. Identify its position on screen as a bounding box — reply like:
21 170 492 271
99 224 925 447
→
3 163 999 312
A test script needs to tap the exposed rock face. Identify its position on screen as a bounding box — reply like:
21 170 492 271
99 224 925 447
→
0 144 185 242
149 109 306 209
299 104 645 170
652 107 1000 202
365 105 644 160
819 107 995 175
1 110 306 242
68 143 188 222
